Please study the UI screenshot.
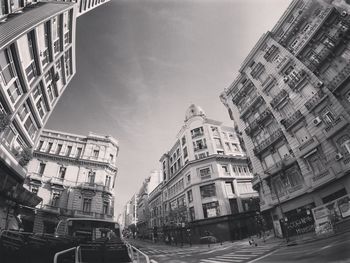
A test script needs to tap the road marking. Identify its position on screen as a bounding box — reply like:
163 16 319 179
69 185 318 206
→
247 249 278 263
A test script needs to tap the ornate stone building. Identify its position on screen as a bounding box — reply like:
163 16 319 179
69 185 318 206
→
221 0 350 239
159 105 259 242
23 129 118 233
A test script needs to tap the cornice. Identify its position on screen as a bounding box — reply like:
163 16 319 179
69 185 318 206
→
34 151 118 173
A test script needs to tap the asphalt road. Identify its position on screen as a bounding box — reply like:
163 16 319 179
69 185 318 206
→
252 231 350 263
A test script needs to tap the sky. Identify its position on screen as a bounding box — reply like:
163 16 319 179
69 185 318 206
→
46 0 291 215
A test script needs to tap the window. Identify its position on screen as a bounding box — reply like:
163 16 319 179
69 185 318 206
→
202 201 220 218
186 174 191 184
189 207 195 221
231 143 239 151
64 49 72 77
225 142 231 151
25 33 38 83
103 201 109 214
211 126 219 137
193 138 207 151
37 140 44 151
38 163 46 176
187 190 193 203
182 136 186 145
31 186 39 194
109 154 114 162
338 135 350 155
66 145 72 156
215 138 223 148
93 150 99 158
322 109 335 125
51 193 60 207
83 198 92 212
46 84 55 103
200 183 216 198
225 182 235 196
199 167 211 178
23 115 38 139
183 147 188 159
58 166 66 179
76 147 82 158
263 154 275 168
307 154 326 175
105 175 111 188
277 144 290 159
191 127 204 138
222 165 229 174
56 144 62 155
47 142 53 153
87 171 95 184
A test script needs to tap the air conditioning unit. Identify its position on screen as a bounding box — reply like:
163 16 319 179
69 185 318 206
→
313 117 322 126
335 153 343 161
316 81 323 88
341 10 347 17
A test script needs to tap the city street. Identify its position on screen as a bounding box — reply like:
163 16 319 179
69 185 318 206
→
127 236 282 263
128 232 350 263
253 231 350 263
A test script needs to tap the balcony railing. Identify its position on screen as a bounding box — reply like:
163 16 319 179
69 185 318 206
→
263 45 279 61
311 170 331 183
79 182 110 192
28 172 43 182
240 95 262 118
253 129 284 156
323 115 348 139
270 89 288 109
280 110 304 130
305 90 327 111
328 63 350 92
245 109 272 136
191 132 204 139
287 71 308 91
298 136 320 157
264 154 296 176
232 81 254 104
194 145 207 152
50 177 65 185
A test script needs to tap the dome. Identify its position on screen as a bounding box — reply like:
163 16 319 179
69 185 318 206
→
185 104 206 122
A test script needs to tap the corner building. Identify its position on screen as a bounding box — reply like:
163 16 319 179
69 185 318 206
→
160 105 258 243
221 0 350 239
23 129 118 233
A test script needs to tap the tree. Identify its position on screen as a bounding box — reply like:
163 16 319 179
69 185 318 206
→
18 147 33 167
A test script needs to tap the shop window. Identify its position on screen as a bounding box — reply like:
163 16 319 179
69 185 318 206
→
202 201 220 218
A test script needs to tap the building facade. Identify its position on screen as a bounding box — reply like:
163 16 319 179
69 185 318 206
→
22 129 118 232
0 0 108 231
159 105 258 242
221 0 350 239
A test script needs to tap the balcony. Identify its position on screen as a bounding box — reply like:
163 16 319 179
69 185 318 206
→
305 90 328 111
50 177 65 186
253 129 284 156
323 115 348 139
191 132 204 139
79 182 105 191
194 145 207 152
245 109 272 136
264 154 296 176
27 172 43 182
41 204 60 214
328 63 350 92
240 95 263 118
280 110 304 130
263 45 279 62
232 81 254 104
287 71 308 91
298 136 320 157
270 89 288 109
